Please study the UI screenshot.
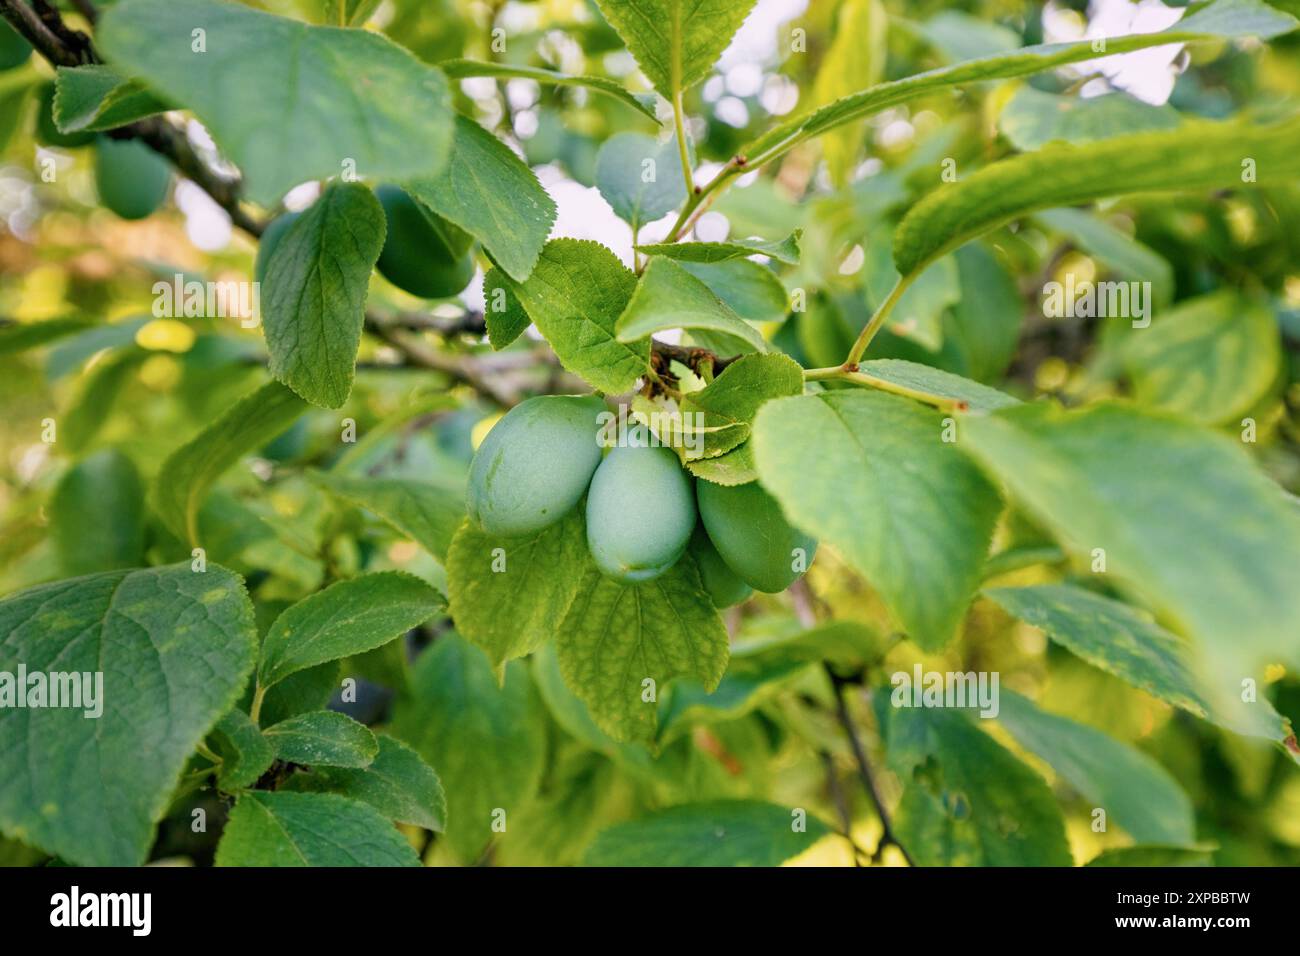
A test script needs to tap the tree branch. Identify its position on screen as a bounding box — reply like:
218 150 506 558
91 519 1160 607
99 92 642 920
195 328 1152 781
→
0 0 84 65
824 665 916 867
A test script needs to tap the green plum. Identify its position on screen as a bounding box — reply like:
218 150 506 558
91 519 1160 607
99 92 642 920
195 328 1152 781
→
467 394 605 537
697 479 817 593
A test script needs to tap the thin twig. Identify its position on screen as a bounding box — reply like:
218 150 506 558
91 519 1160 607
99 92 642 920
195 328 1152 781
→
824 665 915 866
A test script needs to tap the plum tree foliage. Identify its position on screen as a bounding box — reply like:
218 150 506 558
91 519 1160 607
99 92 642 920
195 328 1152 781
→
0 0 1299 869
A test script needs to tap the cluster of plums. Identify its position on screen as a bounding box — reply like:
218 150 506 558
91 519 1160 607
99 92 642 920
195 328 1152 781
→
257 185 475 299
466 395 817 607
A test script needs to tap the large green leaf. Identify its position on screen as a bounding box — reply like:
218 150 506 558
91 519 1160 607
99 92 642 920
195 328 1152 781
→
215 791 419 866
741 0 1297 171
309 470 465 562
153 379 307 545
943 243 1026 382
262 182 385 409
53 65 170 133
263 710 378 768
616 256 768 352
753 390 1001 650
98 0 454 205
885 705 1072 866
984 584 1293 747
592 0 759 100
285 734 446 831
0 564 256 866
557 555 730 743
595 131 691 229
894 115 1300 276
440 59 658 121
681 259 788 324
999 87 1180 151
390 635 547 862
49 449 145 576
854 359 1020 412
584 801 831 866
962 402 1300 692
446 512 588 671
258 571 444 688
503 239 648 393
406 115 556 282
1122 291 1281 425
997 690 1196 846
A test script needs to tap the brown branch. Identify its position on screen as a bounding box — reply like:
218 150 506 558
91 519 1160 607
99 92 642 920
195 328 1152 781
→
0 0 82 65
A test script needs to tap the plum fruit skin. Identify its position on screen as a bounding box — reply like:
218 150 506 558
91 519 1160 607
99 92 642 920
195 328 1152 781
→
689 524 752 608
94 137 171 220
586 442 696 583
467 395 606 537
696 479 817 593
374 184 475 299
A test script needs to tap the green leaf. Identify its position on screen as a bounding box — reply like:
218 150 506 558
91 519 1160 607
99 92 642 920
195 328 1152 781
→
406 114 556 282
855 359 1020 412
482 267 531 349
811 0 886 185
1122 291 1281 425
0 563 256 866
263 711 378 768
657 655 809 743
584 800 831 866
153 379 307 544
983 584 1293 747
215 791 419 866
98 0 454 205
53 65 170 133
592 0 759 100
942 243 1025 382
753 391 1001 650
894 115 1300 277
390 634 547 862
999 87 1180 151
962 402 1300 690
885 706 1072 866
677 352 804 460
262 182 386 409
616 256 768 352
1086 845 1214 867
679 258 788 324
309 470 465 561
741 0 1297 173
322 0 382 27
686 439 758 485
503 239 648 393
285 734 446 831
62 347 146 453
0 317 95 357
864 243 960 351
636 230 801 265
446 511 588 671
258 571 444 688
556 555 730 743
1034 207 1174 310
440 59 658 121
996 689 1196 846
50 449 145 576
595 131 691 229
211 708 275 791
